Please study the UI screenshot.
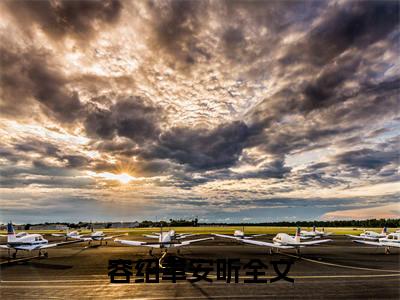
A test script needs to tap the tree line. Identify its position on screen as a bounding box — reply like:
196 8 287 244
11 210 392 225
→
20 218 399 230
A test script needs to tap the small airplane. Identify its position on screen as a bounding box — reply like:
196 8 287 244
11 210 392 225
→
346 227 388 241
115 226 213 256
213 227 266 240
0 222 82 258
51 229 83 240
143 229 196 241
80 225 126 246
353 232 400 254
219 227 332 255
300 226 332 238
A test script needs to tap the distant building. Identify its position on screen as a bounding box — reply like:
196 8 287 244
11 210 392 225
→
110 222 139 228
0 224 25 230
90 222 139 229
29 224 68 231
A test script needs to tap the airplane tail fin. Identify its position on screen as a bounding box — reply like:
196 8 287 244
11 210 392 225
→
382 226 388 234
7 222 16 243
295 227 301 243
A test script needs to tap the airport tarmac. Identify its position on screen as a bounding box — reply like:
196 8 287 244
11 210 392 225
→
1 235 399 299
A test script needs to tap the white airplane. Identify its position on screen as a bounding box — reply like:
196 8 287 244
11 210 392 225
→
80 226 126 245
216 227 332 254
213 227 266 240
353 232 400 254
115 227 213 255
301 226 332 238
51 229 83 240
0 222 82 258
143 229 196 241
346 227 388 241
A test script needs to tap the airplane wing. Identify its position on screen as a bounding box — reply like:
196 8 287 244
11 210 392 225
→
37 239 83 249
239 239 294 249
212 234 241 240
353 240 382 246
143 234 161 239
4 240 83 251
86 233 128 241
297 239 332 246
114 239 161 248
174 237 214 247
101 234 127 240
175 234 196 239
346 234 378 240
243 234 266 239
353 240 400 248
51 234 66 237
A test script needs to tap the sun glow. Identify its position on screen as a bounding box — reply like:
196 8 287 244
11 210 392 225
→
87 171 135 184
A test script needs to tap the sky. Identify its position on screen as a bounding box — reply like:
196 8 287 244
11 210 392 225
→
0 0 399 224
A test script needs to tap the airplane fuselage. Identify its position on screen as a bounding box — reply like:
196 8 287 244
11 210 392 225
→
273 233 301 246
6 233 49 251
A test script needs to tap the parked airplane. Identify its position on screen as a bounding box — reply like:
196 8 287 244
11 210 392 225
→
0 222 82 258
115 227 213 255
353 232 400 254
81 226 126 245
144 229 195 241
213 227 266 240
51 229 83 240
301 226 332 238
219 227 332 254
346 227 388 241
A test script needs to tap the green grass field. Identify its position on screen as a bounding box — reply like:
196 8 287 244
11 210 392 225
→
1 226 397 236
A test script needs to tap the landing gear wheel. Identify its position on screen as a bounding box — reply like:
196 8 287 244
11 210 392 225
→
105 241 108 246
44 252 49 258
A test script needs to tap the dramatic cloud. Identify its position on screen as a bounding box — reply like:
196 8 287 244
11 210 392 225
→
0 0 399 222
3 0 122 42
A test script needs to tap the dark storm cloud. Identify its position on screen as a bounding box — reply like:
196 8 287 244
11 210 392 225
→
297 173 346 188
14 139 59 157
143 121 250 170
84 96 163 142
300 55 361 112
148 0 210 64
0 45 84 122
11 139 90 169
334 148 398 170
236 158 291 180
4 0 122 41
283 0 400 66
327 78 400 125
253 125 359 157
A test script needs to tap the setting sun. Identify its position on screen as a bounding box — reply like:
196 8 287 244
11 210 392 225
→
88 171 135 184
115 173 135 184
